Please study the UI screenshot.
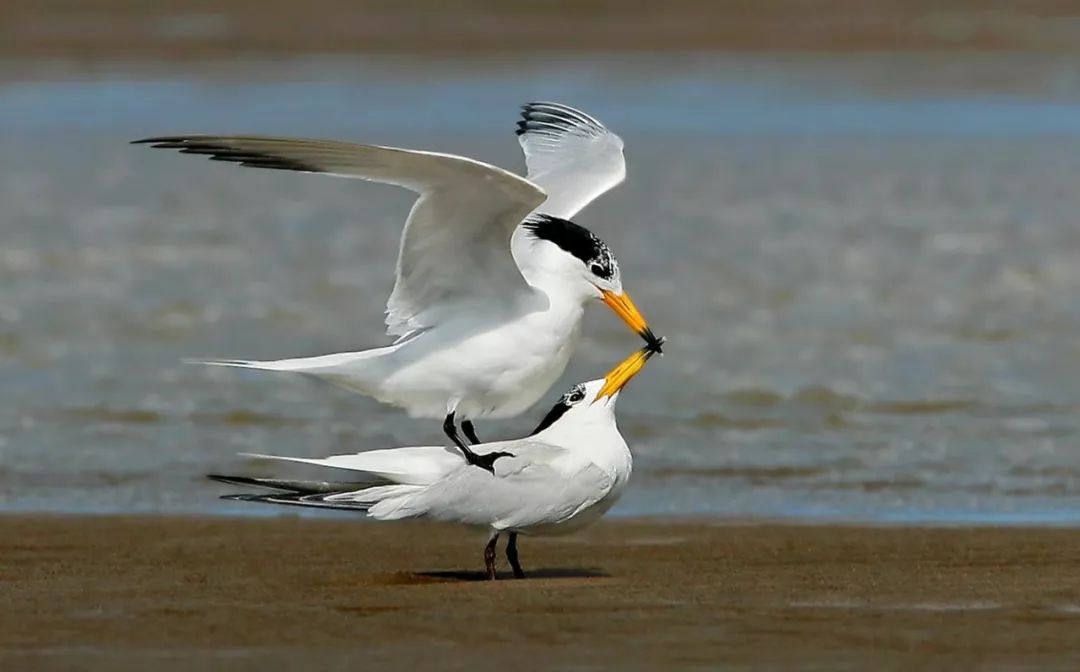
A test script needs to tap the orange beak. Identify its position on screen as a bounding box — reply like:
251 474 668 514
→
601 290 663 351
594 343 663 401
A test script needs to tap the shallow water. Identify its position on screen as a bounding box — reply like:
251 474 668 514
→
2 54 1080 522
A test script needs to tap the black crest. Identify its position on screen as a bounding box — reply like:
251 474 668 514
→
522 215 617 280
530 383 587 435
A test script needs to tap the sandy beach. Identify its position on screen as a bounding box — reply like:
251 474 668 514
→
4 2 1080 669
3 515 1080 669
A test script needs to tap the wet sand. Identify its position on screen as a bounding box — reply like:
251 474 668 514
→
5 0 1080 63
4 516 1080 669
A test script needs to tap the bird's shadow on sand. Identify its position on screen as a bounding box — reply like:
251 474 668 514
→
388 567 609 584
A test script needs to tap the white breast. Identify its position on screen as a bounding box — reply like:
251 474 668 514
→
371 295 585 419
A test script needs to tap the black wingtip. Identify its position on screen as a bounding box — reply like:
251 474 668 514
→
130 137 321 173
219 493 264 502
516 102 604 137
219 490 374 512
131 136 187 146
207 474 250 486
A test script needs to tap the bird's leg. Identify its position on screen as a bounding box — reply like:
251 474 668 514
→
484 533 499 580
443 412 512 474
443 412 484 464
506 532 526 579
461 420 481 445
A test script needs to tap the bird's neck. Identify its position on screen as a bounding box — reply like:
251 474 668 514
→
512 228 597 307
539 414 629 474
538 411 620 449
519 273 592 317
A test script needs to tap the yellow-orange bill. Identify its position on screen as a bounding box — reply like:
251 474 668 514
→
595 346 658 401
601 290 661 350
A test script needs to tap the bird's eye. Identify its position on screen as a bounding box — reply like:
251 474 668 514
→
566 387 586 404
590 263 607 278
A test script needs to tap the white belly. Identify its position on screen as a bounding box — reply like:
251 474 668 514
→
359 303 584 420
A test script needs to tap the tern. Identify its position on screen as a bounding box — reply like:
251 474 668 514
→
134 103 662 470
210 344 658 579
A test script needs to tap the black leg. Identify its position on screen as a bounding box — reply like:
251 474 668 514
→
443 412 468 449
443 412 512 474
506 532 526 579
484 534 499 580
443 412 482 463
462 420 481 445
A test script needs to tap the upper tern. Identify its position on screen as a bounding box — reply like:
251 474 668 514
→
134 102 662 468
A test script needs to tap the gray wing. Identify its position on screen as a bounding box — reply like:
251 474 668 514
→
134 136 548 338
359 441 615 529
516 102 626 220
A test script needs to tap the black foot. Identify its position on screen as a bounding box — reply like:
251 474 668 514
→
467 449 515 473
484 534 499 580
444 413 512 474
506 532 526 579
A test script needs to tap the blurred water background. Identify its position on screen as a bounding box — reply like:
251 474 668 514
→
3 48 1080 522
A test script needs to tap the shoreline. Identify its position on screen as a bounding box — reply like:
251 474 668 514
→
6 514 1080 668
5 2 1080 65
11 507 1080 528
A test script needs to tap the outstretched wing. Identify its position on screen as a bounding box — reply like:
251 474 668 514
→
134 136 548 337
516 102 626 220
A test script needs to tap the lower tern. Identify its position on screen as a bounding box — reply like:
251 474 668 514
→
210 344 659 579
134 103 662 468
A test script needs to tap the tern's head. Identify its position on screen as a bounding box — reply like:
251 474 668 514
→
521 215 662 351
530 344 660 436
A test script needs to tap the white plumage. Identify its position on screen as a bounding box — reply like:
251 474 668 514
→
517 102 627 220
135 103 658 447
211 345 657 579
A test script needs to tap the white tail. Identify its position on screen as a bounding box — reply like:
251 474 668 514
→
241 447 464 486
185 346 396 374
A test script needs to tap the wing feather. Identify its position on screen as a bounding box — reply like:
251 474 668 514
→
367 441 615 528
516 102 626 219
134 135 548 337
213 441 614 529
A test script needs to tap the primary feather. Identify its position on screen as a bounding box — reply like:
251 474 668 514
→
517 102 626 220
133 135 547 338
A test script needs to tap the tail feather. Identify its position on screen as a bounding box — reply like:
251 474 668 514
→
221 492 373 512
187 358 277 370
240 447 462 486
184 344 404 375
207 473 384 494
210 473 423 515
